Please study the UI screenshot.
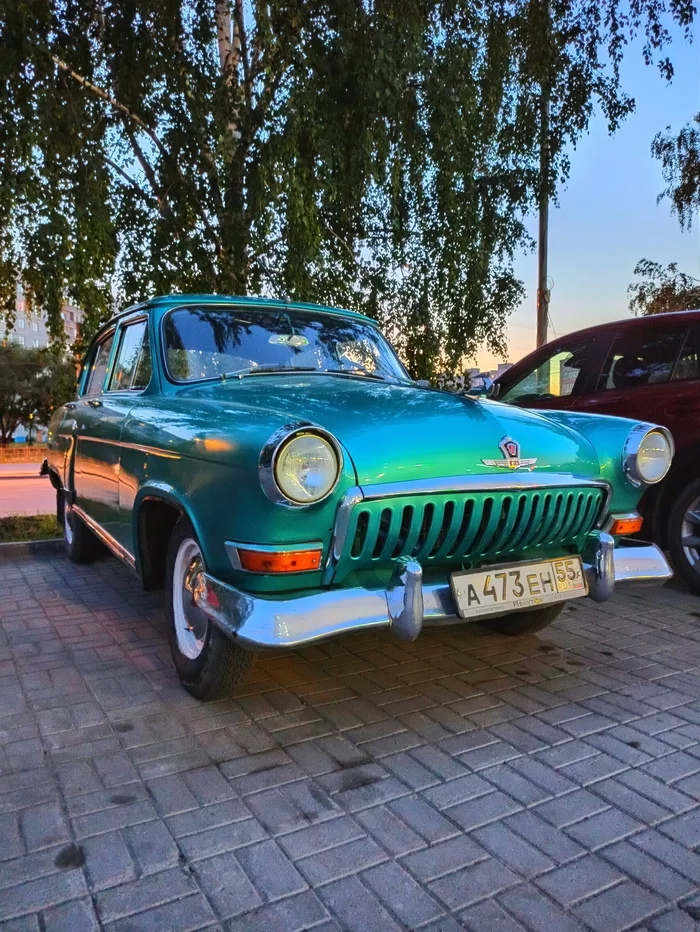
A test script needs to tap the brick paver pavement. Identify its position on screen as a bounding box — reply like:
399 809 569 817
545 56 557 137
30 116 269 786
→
3 554 700 930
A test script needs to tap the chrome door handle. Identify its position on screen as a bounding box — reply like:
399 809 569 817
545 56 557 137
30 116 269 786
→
86 399 103 408
65 402 77 410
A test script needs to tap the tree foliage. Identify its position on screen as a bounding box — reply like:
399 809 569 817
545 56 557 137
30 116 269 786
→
1 0 694 375
0 344 76 444
628 259 700 316
652 112 700 231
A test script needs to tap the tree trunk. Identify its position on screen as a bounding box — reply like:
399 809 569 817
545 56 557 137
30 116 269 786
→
214 1 248 294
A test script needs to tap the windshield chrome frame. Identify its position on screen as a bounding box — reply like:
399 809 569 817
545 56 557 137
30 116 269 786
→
159 302 412 386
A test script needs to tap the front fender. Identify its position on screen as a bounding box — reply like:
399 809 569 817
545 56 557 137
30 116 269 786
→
536 410 658 514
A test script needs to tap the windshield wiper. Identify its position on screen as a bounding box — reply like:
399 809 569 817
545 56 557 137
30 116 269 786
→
220 365 317 381
324 368 387 381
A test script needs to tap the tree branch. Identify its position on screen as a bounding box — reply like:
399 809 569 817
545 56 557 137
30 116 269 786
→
50 53 221 255
234 0 251 110
104 157 155 204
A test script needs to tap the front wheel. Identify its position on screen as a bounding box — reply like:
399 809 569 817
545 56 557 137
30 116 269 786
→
667 479 700 594
165 517 256 700
478 602 565 636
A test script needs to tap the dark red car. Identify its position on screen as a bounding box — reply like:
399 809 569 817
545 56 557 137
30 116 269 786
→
496 310 700 592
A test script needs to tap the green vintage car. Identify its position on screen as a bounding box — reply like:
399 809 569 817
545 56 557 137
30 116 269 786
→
45 295 674 700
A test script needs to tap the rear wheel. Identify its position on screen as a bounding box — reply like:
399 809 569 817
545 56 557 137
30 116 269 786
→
165 517 256 700
60 490 103 564
479 602 565 636
667 479 700 594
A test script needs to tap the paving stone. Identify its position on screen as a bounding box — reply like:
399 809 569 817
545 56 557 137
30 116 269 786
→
592 777 672 824
601 841 696 901
316 874 404 932
94 867 198 922
499 883 590 932
504 810 585 864
0 870 88 923
459 898 529 932
651 908 700 932
448 790 523 831
39 897 99 932
631 829 700 885
533 789 609 828
123 820 181 875
572 879 666 931
534 853 624 905
192 850 262 919
296 836 388 885
472 822 555 878
400 835 489 882
236 839 307 900
106 893 217 931
355 805 426 856
362 860 444 926
429 857 520 910
81 832 136 891
225 890 330 932
388 796 459 843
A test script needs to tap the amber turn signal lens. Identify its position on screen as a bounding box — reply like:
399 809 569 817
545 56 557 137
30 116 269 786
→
609 515 644 536
236 547 322 573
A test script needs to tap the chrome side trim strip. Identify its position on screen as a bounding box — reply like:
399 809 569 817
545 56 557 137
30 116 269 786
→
323 473 612 582
71 505 137 569
75 436 180 460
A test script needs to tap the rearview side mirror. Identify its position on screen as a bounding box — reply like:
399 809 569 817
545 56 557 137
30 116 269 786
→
465 375 499 399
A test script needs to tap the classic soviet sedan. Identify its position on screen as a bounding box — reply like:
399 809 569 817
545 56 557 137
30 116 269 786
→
45 295 674 700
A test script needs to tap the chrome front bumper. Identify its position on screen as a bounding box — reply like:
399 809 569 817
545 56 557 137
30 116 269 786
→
194 537 673 650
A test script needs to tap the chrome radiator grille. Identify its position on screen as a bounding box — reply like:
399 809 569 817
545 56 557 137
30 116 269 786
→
331 486 605 581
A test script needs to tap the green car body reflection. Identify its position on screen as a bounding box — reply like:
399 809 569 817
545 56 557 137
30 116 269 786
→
45 295 674 700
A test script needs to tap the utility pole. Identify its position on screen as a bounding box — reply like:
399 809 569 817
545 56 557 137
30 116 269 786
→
536 0 551 348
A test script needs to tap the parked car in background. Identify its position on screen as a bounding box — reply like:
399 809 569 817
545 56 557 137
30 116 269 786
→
496 310 700 592
45 295 673 700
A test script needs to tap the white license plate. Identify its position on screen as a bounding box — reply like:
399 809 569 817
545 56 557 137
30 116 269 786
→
450 556 588 619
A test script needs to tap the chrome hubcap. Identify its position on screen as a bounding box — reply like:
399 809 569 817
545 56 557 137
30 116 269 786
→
681 496 700 573
173 538 209 659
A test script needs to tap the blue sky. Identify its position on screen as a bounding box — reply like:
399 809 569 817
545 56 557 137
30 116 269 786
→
477 25 699 370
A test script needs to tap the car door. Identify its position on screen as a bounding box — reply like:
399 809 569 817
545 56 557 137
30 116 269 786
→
497 332 607 410
570 323 691 436
74 320 146 540
108 318 153 550
73 329 122 534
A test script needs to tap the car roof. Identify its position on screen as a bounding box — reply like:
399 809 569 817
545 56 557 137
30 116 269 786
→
540 309 700 346
102 294 378 329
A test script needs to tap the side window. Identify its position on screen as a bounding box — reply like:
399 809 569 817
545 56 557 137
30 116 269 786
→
84 332 115 395
109 321 148 391
597 327 687 391
672 327 700 382
132 327 152 390
500 338 595 404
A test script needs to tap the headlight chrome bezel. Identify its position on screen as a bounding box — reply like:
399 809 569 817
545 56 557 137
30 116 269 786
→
622 423 674 487
259 422 343 506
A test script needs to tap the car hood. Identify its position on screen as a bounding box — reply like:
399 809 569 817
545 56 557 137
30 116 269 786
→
178 375 600 485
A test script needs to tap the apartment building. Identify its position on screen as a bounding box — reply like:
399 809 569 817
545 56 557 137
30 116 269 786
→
0 289 82 348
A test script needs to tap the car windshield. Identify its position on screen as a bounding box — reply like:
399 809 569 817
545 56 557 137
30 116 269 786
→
163 306 411 383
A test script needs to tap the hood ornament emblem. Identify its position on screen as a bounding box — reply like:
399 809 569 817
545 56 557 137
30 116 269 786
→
482 436 537 471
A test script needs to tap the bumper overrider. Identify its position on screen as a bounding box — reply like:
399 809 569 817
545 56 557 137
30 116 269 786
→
193 534 672 650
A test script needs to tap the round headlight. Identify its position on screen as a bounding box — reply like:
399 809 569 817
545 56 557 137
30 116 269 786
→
274 432 340 504
636 430 673 484
624 425 673 486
